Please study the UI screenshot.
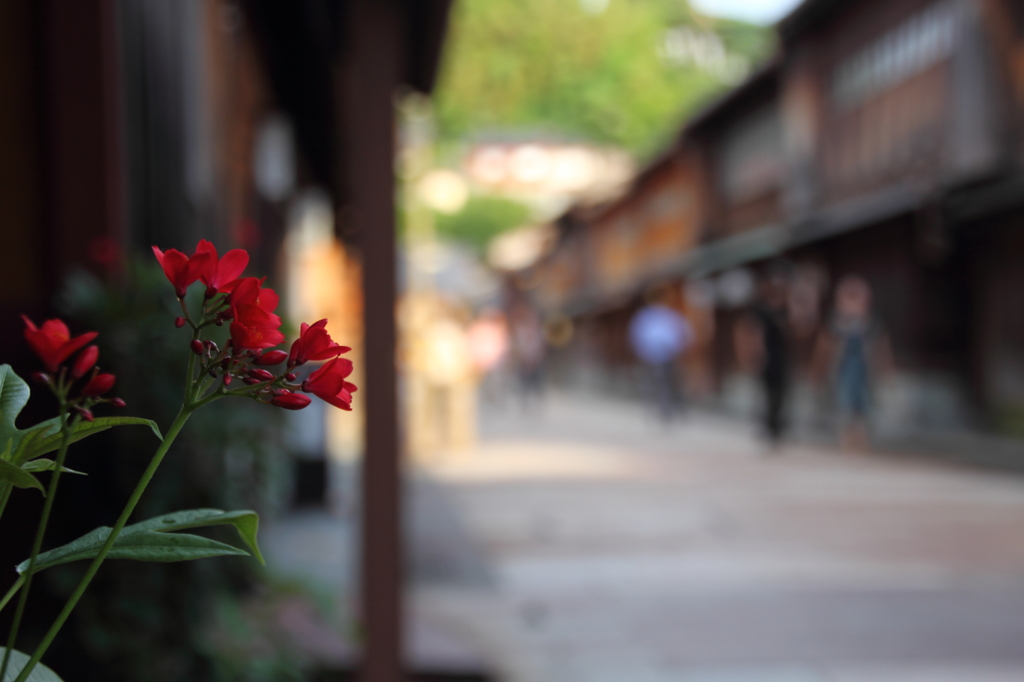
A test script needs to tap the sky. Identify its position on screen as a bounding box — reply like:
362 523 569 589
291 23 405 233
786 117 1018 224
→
690 0 805 24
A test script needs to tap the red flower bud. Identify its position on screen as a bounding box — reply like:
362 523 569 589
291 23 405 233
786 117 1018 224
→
243 377 261 385
110 397 126 408
285 373 297 381
78 408 95 422
175 317 186 328
254 350 288 366
248 368 274 382
30 372 50 386
81 373 116 397
271 392 312 410
190 339 205 355
71 345 100 380
223 375 232 386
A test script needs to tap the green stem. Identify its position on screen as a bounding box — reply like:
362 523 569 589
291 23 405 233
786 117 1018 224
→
13 407 195 682
0 576 24 614
193 389 225 410
196 373 219 402
221 382 272 399
0 483 12 527
185 327 202 405
1 417 73 681
179 297 194 328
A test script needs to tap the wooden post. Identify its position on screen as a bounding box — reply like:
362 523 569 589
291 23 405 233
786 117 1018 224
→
342 1 404 680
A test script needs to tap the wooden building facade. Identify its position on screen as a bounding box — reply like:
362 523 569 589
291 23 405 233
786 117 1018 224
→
530 0 1024 439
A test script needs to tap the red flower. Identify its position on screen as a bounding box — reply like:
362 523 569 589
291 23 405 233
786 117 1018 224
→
271 392 312 410
195 239 249 293
228 277 284 350
87 235 122 271
82 373 116 397
230 322 285 351
71 345 99 380
230 277 281 325
288 319 351 366
302 357 357 411
152 245 213 298
22 317 99 373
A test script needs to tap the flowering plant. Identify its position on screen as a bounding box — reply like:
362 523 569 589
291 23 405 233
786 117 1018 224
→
0 240 355 681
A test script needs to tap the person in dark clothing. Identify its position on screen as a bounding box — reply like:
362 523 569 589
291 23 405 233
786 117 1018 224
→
753 302 789 442
736 272 791 446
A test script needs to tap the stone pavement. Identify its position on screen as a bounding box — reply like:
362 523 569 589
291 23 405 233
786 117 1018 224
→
413 392 1024 682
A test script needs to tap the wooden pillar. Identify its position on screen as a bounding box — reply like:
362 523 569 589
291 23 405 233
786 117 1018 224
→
0 0 124 317
342 1 404 680
41 0 126 281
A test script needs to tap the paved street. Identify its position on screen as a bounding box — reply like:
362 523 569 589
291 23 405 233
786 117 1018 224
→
413 392 1024 682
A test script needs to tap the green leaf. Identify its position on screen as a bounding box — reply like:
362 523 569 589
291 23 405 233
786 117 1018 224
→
0 647 64 681
0 366 31 451
17 417 162 464
0 459 43 495
0 366 160 466
9 423 59 466
17 528 248 575
124 508 264 566
21 460 86 476
14 508 262 576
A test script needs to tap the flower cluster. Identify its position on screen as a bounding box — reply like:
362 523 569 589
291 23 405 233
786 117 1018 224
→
22 317 124 421
7 239 351 682
152 240 355 411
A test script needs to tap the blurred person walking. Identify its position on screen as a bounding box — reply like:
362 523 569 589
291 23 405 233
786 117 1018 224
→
736 271 791 447
629 292 694 422
402 295 478 458
814 275 894 451
467 307 510 404
509 302 546 411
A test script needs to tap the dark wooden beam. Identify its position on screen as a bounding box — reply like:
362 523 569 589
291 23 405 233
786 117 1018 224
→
341 1 404 680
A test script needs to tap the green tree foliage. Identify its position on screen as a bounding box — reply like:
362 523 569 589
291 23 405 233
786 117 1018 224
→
434 195 532 251
434 0 773 156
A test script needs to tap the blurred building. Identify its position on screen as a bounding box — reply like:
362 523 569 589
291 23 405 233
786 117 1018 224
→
523 0 1024 442
1 0 449 328
464 141 634 218
0 0 452 679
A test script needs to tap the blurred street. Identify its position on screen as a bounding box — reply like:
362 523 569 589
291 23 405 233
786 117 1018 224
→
409 392 1024 682
10 1 1024 679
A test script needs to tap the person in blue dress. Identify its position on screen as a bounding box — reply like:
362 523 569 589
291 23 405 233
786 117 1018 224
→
815 275 894 451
